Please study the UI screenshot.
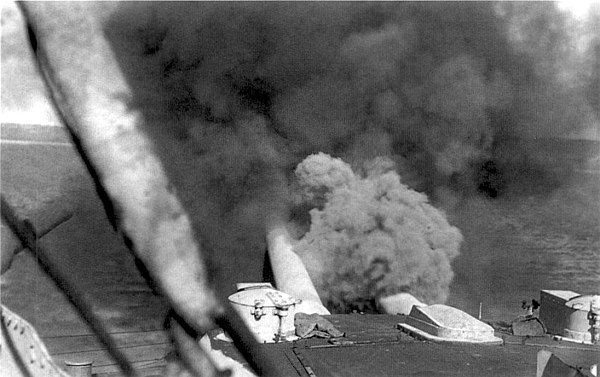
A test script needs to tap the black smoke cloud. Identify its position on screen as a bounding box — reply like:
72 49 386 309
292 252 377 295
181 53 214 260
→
114 2 595 193
102 2 595 302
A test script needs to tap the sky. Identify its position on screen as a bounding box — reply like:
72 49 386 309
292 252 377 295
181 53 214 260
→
557 0 598 19
1 1 59 125
2 1 598 138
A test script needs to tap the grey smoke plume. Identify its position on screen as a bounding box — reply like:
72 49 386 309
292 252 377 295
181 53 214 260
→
294 153 462 311
101 2 596 300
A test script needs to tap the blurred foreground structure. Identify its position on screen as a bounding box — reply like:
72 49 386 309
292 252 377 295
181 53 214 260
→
2 2 600 377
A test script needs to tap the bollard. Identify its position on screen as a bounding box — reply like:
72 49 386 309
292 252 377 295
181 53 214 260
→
64 360 93 377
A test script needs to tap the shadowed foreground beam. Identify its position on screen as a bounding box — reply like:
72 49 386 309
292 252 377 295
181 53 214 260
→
17 3 279 376
1 197 72 273
1 196 137 377
17 0 220 334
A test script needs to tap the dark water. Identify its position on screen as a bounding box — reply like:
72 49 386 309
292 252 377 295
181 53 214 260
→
1 137 598 335
447 171 600 321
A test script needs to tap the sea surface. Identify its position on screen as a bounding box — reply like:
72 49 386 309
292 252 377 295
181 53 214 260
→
447 170 600 321
1 129 599 335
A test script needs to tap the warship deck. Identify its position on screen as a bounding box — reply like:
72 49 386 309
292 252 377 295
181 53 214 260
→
208 314 600 377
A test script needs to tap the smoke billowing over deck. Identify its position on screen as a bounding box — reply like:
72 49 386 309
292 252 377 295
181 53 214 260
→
3 2 597 313
95 2 600 311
